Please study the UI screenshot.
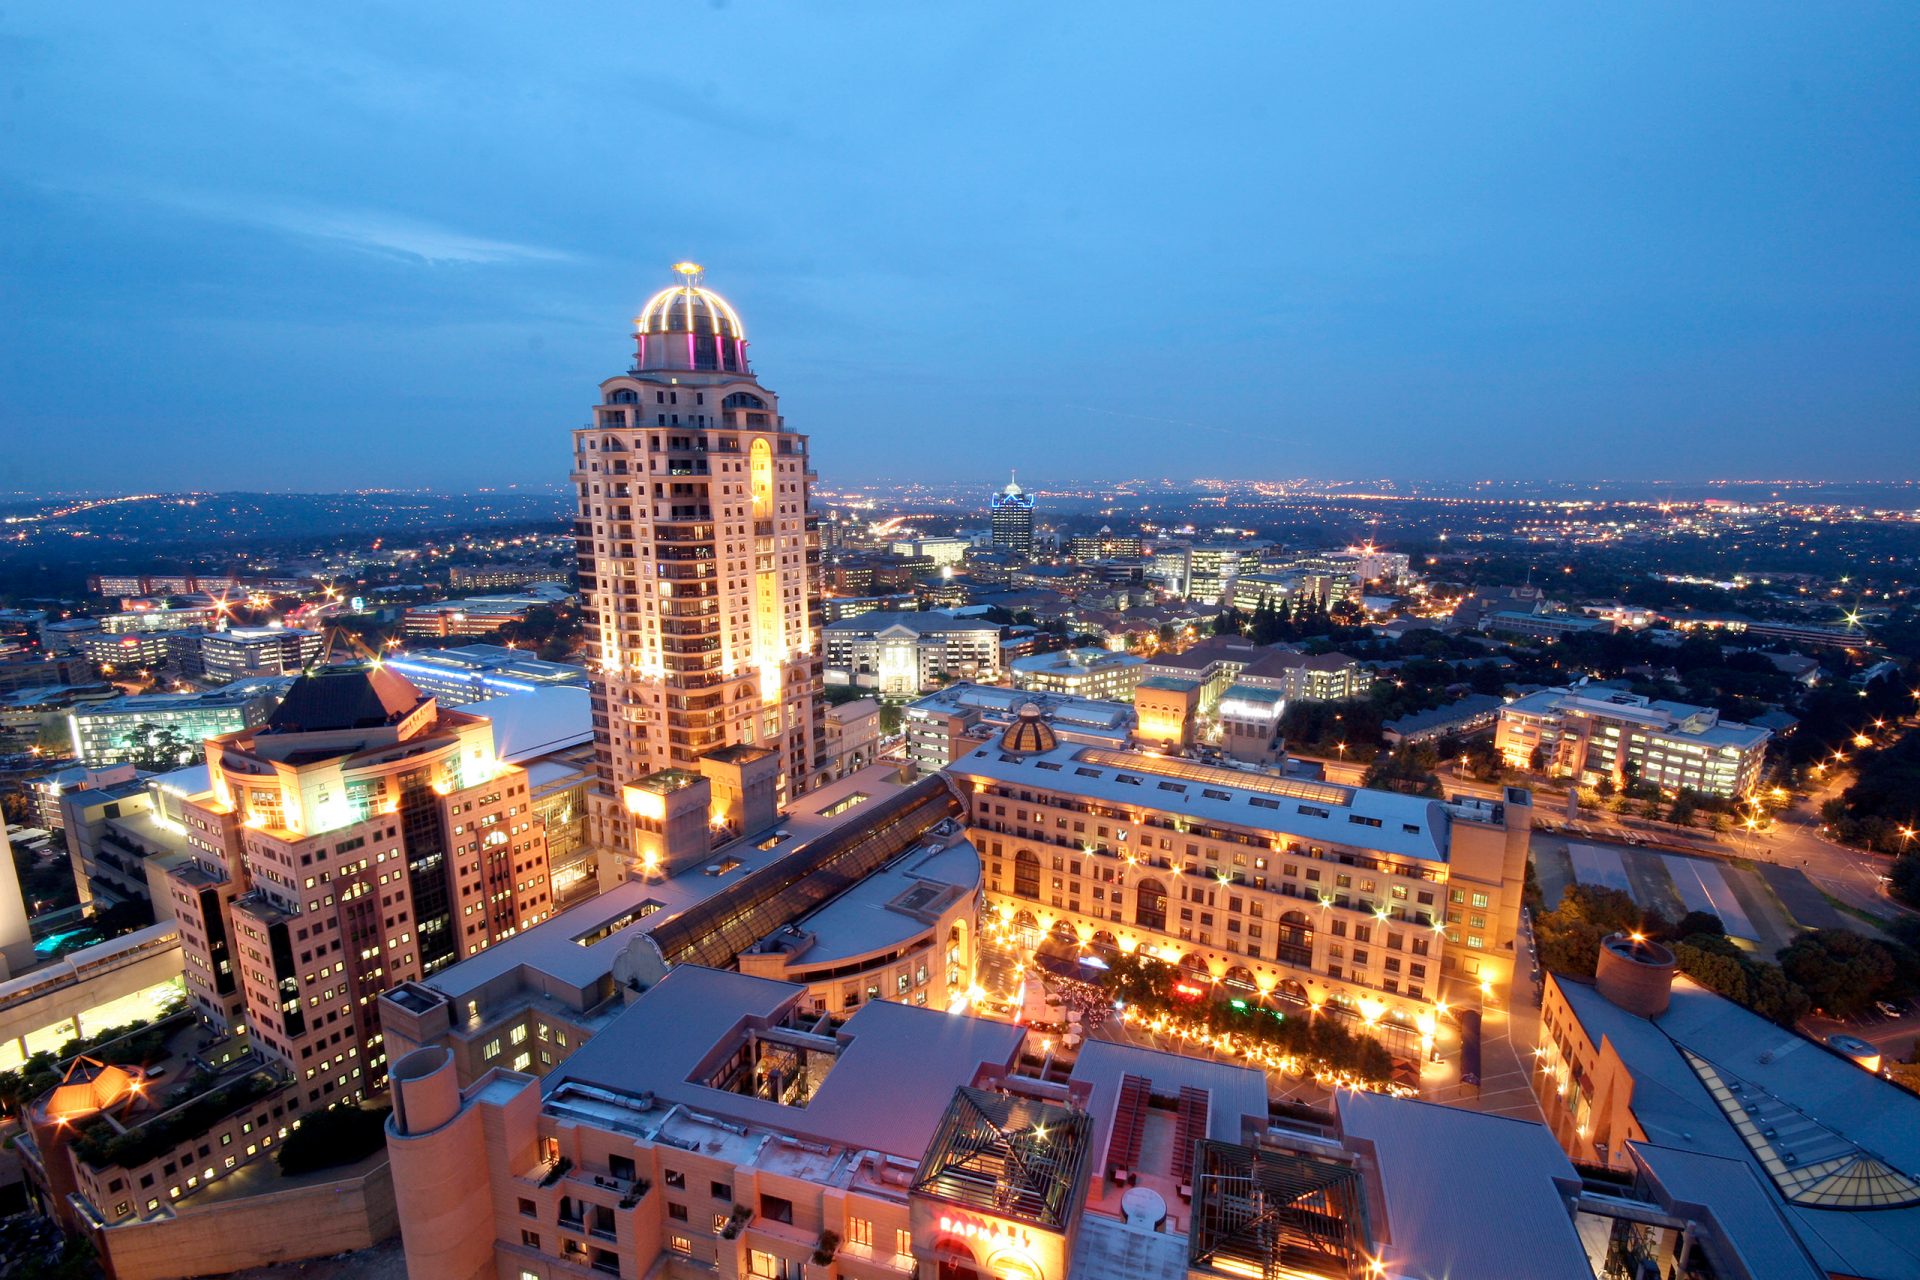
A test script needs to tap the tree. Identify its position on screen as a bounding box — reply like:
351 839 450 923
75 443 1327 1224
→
1777 929 1897 1018
1533 884 1657 978
123 722 196 771
1362 748 1443 799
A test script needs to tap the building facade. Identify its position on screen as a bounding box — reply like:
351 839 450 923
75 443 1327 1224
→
67 680 289 767
1497 684 1770 798
381 644 588 704
948 727 1533 1026
199 628 323 684
989 474 1034 559
572 265 823 869
161 665 553 1109
822 612 1002 697
1008 648 1145 702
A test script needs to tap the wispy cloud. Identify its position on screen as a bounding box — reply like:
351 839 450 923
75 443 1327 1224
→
252 204 578 265
89 183 578 266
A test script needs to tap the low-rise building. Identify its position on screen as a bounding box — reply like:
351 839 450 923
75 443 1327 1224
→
67 680 290 767
824 612 1002 697
1237 648 1373 704
949 723 1534 1027
198 627 322 684
1497 684 1770 798
1382 693 1504 746
1009 647 1146 702
380 643 587 704
824 698 882 780
1487 610 1616 641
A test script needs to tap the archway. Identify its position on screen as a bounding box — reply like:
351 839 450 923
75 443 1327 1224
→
1276 978 1310 1007
1012 910 1040 949
1222 965 1258 994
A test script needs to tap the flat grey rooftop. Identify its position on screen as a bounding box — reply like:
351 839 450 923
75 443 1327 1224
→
544 966 1026 1162
947 740 1459 863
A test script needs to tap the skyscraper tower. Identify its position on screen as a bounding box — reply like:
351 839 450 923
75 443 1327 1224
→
990 470 1034 559
573 264 823 861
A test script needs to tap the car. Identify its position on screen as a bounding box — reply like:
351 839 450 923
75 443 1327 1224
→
1875 1000 1905 1019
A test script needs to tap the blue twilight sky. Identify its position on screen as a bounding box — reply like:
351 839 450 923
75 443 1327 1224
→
2 3 1916 493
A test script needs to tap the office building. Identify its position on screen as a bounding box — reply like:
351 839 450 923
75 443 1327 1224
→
403 587 572 639
1184 543 1265 605
990 472 1034 559
0 652 96 698
572 265 823 867
823 611 1002 696
99 605 219 635
58 765 204 911
888 536 971 567
1497 684 1770 798
948 728 1533 1024
1236 648 1373 703
449 563 560 591
901 683 1135 775
199 627 323 684
66 679 290 767
457 686 599 908
1009 647 1146 702
159 664 554 1108
1534 936 1920 1280
79 630 172 672
375 766 976 1088
382 643 588 704
387 961 1799 1280
1064 526 1143 562
1 683 119 753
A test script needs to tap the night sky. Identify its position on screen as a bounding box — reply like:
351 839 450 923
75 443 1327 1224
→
3 3 1915 492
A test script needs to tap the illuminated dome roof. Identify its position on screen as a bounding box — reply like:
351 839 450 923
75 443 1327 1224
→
631 263 753 375
1000 703 1058 756
636 262 746 340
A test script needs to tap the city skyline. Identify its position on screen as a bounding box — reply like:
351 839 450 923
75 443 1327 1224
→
4 4 1917 491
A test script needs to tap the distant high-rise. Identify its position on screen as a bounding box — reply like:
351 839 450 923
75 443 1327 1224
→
990 471 1034 558
572 265 823 861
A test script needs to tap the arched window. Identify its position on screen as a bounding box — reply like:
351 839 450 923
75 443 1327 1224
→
1277 910 1315 967
607 388 639 404
1013 849 1041 900
1135 877 1168 932
723 391 768 410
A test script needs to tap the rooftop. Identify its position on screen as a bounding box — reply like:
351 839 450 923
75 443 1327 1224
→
947 740 1469 863
824 610 1001 635
453 684 591 762
262 664 426 734
1554 973 1920 1278
544 966 1026 1161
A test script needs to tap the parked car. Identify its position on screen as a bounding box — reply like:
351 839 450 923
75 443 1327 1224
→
1874 1000 1905 1019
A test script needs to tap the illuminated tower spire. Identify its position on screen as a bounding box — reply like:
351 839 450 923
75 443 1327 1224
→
991 469 1035 560
574 265 824 870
